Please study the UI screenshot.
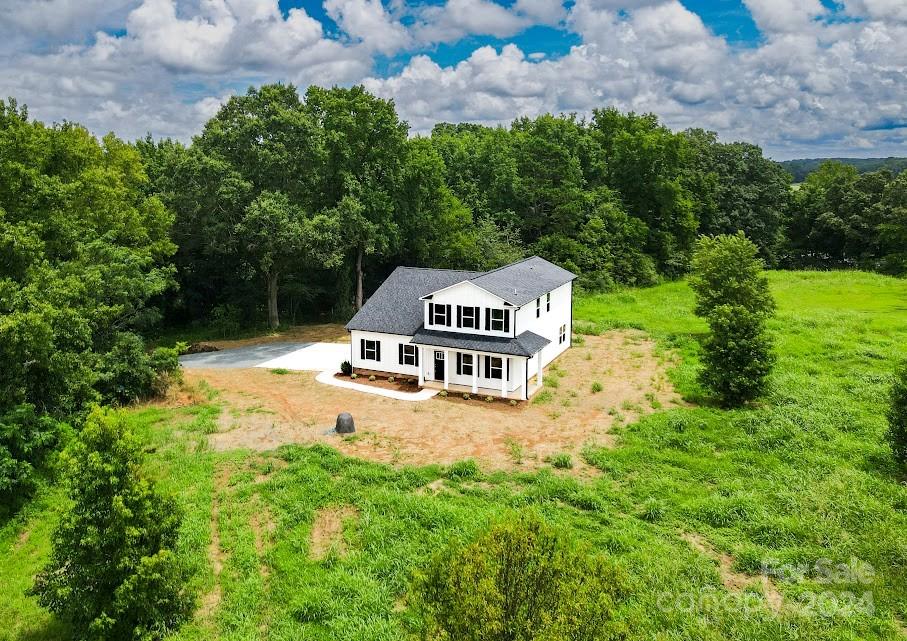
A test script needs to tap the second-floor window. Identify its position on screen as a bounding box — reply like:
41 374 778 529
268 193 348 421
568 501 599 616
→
536 298 541 318
429 302 451 326
546 292 551 312
458 305 479 329
486 308 510 332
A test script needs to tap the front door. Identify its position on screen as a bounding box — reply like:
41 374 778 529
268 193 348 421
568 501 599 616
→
434 351 445 380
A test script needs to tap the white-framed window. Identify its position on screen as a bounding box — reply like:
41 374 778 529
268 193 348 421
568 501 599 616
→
488 356 503 380
536 298 541 318
432 304 449 326
490 308 505 331
400 343 418 366
546 292 551 312
362 339 380 361
457 353 474 376
460 305 478 329
558 324 567 345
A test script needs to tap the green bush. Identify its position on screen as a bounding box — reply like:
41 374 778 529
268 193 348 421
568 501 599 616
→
0 404 64 518
887 361 907 466
369 375 376 381
547 453 573 469
340 360 352 376
591 381 603 393
446 459 480 480
32 407 192 640
95 334 182 405
463 393 471 400
699 304 775 407
414 511 626 641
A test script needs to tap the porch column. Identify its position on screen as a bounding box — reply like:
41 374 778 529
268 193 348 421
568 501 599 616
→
537 353 543 389
471 352 478 393
501 356 508 399
417 346 424 386
443 349 450 390
521 358 528 401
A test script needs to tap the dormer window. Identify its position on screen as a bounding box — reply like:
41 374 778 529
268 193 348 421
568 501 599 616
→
490 308 506 332
458 305 479 329
429 302 451 327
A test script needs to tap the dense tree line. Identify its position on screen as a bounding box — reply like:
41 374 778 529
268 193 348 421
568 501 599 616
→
781 156 907 182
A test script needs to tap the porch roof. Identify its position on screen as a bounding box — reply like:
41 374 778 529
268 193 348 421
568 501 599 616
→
410 327 549 357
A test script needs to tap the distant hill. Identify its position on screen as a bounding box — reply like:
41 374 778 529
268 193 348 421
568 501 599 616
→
780 157 907 182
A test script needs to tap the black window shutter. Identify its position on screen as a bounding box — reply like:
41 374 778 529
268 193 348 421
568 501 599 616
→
415 347 419 366
506 359 510 380
399 343 403 365
504 310 510 333
485 308 490 331
360 339 365 360
484 355 490 378
376 341 381 361
474 307 480 328
429 302 434 324
457 305 462 328
456 353 462 375
446 304 452 326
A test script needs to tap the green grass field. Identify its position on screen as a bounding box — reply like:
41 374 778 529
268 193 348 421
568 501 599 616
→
3 271 906 641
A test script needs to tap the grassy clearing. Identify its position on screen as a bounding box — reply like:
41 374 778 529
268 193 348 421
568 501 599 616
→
2 271 907 640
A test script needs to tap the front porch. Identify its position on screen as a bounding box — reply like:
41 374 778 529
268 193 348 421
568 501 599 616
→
415 345 545 401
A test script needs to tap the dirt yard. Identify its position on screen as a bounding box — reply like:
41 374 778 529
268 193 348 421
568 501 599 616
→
205 323 349 350
177 329 683 474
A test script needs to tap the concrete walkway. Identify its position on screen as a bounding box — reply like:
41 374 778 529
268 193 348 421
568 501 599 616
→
315 371 439 402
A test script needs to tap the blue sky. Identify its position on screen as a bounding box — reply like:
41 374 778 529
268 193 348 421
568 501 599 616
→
0 0 905 159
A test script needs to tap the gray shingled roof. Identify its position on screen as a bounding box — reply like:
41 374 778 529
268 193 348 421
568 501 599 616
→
468 256 577 306
345 267 482 335
410 328 550 357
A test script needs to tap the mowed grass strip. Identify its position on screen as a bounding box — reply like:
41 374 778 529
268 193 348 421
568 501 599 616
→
2 271 906 640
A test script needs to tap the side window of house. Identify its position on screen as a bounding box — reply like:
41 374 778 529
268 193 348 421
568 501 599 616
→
536 298 540 318
546 292 551 312
361 339 381 361
558 324 567 345
399 343 419 366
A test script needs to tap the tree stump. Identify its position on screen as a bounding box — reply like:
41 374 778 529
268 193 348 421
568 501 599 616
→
335 412 355 434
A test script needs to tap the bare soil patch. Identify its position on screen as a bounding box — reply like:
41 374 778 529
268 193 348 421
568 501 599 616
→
310 506 359 560
183 330 682 473
208 323 348 350
682 532 784 614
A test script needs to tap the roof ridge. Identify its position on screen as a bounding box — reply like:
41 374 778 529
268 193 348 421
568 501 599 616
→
467 255 537 281
394 265 485 274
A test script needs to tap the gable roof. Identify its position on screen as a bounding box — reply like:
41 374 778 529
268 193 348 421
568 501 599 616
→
344 267 482 335
467 256 576 306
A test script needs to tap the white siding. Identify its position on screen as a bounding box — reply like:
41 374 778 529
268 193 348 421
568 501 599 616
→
423 281 516 338
349 330 419 376
515 281 572 374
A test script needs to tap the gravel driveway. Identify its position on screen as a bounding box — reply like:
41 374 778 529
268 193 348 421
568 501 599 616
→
180 342 350 371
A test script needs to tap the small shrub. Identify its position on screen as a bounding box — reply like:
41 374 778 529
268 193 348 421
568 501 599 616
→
572 333 585 346
387 376 395 383
639 497 665 522
887 360 907 467
506 439 523 464
485 395 495 403
350 373 358 380
340 360 352 376
509 399 517 407
369 375 376 381
270 368 289 375
462 393 471 400
544 376 559 389
591 381 603 393
446 459 480 480
414 511 625 641
547 452 573 469
438 390 448 397
532 390 553 405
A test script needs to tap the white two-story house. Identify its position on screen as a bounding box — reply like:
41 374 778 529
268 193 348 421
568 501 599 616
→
345 256 575 400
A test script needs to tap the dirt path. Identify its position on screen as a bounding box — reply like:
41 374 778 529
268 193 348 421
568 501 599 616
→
185 330 683 473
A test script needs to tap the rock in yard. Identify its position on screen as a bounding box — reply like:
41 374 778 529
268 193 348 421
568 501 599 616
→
336 412 355 434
